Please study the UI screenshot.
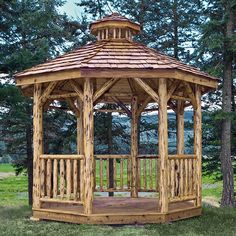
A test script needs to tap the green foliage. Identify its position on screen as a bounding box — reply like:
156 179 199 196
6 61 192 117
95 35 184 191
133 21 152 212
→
0 0 77 74
77 0 204 61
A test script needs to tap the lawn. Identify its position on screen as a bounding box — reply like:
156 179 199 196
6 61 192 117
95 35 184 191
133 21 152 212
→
0 163 236 236
0 163 15 172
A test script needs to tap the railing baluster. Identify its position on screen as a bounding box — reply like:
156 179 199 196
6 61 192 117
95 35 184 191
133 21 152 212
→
53 159 58 198
127 158 131 189
189 159 192 195
171 159 175 198
46 159 52 198
156 158 159 192
60 159 65 198
73 159 78 200
193 157 196 195
149 159 153 190
138 158 141 190
143 159 147 191
99 158 103 191
184 159 188 196
66 159 71 199
106 159 109 189
113 159 116 189
180 159 183 197
40 159 45 197
120 159 123 189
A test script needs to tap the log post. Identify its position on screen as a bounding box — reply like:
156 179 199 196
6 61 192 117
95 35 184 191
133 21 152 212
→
158 78 168 213
194 85 202 207
33 83 43 209
83 78 94 214
177 101 184 155
131 95 138 197
176 101 184 197
77 99 84 202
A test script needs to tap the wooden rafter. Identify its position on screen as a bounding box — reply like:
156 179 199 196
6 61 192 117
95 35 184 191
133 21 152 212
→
137 96 152 116
171 95 191 102
183 82 197 109
93 78 120 102
111 96 132 118
167 80 180 101
134 78 159 103
127 78 136 94
167 100 177 112
65 98 80 117
69 80 83 101
40 81 58 106
43 99 53 111
94 109 126 113
48 92 78 100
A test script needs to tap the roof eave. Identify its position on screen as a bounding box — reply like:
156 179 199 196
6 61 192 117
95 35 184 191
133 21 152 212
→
15 67 218 90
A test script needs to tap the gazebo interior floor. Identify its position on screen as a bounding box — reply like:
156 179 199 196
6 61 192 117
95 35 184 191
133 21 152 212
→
41 197 194 214
33 196 201 224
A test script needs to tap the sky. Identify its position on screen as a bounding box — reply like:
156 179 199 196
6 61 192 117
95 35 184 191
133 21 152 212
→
60 0 81 19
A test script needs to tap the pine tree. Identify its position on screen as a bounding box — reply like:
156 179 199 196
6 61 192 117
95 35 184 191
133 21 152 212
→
196 0 236 207
0 0 79 205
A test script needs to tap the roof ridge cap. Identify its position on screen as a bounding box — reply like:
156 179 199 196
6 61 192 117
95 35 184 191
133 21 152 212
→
80 40 109 65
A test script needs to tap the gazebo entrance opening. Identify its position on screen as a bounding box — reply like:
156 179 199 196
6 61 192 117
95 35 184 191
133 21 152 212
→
15 13 218 224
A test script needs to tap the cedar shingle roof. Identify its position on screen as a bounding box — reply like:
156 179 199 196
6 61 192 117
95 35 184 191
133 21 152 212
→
89 13 141 34
91 12 135 25
15 39 217 81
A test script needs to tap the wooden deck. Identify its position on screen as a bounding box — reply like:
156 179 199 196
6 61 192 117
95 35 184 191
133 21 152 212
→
33 197 202 224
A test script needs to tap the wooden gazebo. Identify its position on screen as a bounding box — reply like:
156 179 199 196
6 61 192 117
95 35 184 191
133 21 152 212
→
15 13 218 224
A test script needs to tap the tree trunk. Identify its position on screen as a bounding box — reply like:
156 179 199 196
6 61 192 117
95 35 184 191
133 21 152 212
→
26 122 33 206
173 0 179 59
232 79 236 112
220 3 235 207
107 110 114 196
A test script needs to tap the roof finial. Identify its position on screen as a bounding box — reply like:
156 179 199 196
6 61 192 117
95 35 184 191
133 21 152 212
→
89 13 140 41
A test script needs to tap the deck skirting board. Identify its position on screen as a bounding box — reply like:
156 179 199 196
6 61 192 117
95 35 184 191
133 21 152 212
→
32 207 202 225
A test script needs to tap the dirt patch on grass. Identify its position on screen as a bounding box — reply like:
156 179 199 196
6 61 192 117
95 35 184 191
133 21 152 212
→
0 172 15 180
203 196 220 207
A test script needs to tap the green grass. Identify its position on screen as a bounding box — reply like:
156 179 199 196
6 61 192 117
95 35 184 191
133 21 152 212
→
0 175 28 206
0 167 235 235
0 163 15 172
0 202 236 235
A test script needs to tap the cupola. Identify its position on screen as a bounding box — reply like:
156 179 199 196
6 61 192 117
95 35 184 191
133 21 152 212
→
89 12 141 41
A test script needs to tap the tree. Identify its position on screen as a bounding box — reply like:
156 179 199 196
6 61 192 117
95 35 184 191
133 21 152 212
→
112 0 204 61
0 0 78 205
196 0 236 207
220 0 235 207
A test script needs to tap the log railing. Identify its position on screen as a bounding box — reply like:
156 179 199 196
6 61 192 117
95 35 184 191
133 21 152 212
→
94 155 131 192
137 155 160 192
38 154 197 203
168 154 197 202
39 154 84 204
94 154 160 193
